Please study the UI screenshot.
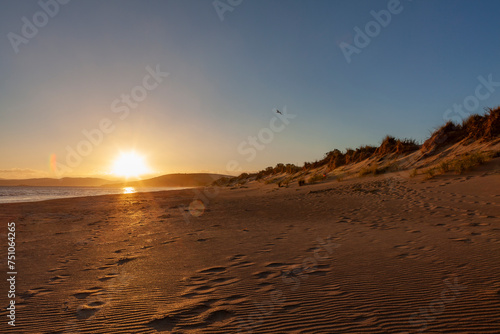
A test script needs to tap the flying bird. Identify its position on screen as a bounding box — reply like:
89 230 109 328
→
276 109 282 115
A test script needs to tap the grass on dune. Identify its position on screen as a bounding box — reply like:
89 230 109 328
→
424 151 494 179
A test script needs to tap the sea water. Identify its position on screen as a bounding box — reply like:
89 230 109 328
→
0 186 183 204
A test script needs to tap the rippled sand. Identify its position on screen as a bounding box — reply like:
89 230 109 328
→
1 165 499 333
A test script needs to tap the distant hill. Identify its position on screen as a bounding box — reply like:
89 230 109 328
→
0 173 228 188
0 177 111 187
103 173 228 188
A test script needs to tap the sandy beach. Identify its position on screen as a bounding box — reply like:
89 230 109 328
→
3 1 500 333
1 161 499 333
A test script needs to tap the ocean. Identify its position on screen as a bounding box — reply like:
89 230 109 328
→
0 186 184 204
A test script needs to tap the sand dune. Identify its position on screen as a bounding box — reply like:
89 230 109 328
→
0 160 499 333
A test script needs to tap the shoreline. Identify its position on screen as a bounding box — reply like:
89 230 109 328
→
0 186 194 205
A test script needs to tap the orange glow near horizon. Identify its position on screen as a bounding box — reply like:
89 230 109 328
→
111 151 151 178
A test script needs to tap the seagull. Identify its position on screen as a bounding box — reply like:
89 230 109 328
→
276 109 282 115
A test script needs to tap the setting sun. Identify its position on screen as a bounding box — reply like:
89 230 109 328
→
111 151 151 178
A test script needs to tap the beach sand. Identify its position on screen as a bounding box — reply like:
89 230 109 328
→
1 165 499 333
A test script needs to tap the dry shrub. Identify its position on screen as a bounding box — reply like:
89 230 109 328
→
422 107 500 155
421 121 463 154
476 107 499 140
376 136 419 155
308 174 325 184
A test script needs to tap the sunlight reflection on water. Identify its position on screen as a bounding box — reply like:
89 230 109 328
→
123 187 136 194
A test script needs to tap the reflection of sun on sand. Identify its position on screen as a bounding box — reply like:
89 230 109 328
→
123 187 136 194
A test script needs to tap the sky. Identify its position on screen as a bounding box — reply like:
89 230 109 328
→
1 0 500 179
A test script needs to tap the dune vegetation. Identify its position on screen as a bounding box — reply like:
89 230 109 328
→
216 107 500 187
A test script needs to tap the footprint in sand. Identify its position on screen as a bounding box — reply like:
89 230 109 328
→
265 262 291 270
97 265 112 270
198 266 227 274
353 314 378 325
19 287 53 299
193 285 218 294
228 254 245 262
161 238 179 245
406 229 421 234
222 294 248 305
173 256 277 330
449 237 473 243
147 301 234 331
396 252 419 259
253 270 275 280
228 254 255 268
180 266 238 299
203 309 234 326
74 287 107 320
325 284 347 297
147 314 179 332
73 286 105 299
180 291 201 299
115 256 138 266
98 273 119 282
75 304 102 320
48 274 70 284
210 277 241 287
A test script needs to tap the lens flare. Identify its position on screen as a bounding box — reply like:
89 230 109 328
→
49 154 57 172
189 200 205 217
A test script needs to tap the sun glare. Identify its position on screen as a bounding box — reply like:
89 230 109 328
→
111 152 151 178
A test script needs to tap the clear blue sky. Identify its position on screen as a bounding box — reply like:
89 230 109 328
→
1 0 500 178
